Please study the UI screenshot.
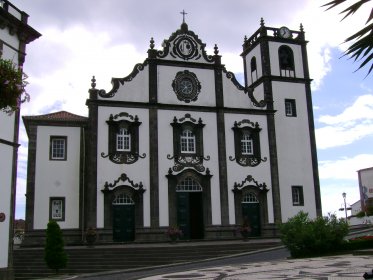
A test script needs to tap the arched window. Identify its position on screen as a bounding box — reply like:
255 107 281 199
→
112 193 134 205
180 129 196 153
250 57 258 82
241 132 253 155
242 192 259 203
278 45 295 77
176 177 202 192
116 128 131 151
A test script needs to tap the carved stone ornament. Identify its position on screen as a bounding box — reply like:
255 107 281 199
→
167 154 210 172
172 70 201 103
0 212 5 222
232 175 269 193
102 173 145 193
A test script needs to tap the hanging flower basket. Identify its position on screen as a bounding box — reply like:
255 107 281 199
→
0 58 29 113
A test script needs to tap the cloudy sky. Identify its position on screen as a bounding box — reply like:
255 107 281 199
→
9 0 373 219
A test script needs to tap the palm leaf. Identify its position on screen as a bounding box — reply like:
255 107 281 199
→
339 0 370 20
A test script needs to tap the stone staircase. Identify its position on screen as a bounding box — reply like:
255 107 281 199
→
13 239 282 279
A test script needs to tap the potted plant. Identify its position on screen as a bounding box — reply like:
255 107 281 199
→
237 219 251 240
165 226 182 242
0 58 29 113
85 227 97 246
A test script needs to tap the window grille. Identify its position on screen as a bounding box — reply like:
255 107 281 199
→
242 193 259 203
176 177 202 192
112 193 134 205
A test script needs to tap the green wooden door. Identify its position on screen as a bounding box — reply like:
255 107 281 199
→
177 192 190 239
242 202 261 237
112 204 135 242
177 192 204 240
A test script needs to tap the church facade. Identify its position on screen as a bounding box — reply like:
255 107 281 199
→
23 19 321 244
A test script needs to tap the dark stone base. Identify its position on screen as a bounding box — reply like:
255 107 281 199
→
0 267 13 280
22 223 280 247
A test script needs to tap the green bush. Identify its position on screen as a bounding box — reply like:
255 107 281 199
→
44 220 68 273
279 211 348 258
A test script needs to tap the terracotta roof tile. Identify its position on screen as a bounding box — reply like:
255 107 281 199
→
23 111 87 122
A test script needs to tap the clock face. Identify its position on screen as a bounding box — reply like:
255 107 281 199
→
279 26 291 38
172 70 201 103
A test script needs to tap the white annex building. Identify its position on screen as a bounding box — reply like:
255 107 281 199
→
23 18 321 244
0 1 40 278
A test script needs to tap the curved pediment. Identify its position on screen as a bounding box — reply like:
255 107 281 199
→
152 22 218 64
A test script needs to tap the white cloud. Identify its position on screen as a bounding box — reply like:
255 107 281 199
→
319 154 373 180
316 95 373 149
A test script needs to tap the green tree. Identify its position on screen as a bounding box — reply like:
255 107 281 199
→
44 220 68 273
280 211 348 257
323 0 373 75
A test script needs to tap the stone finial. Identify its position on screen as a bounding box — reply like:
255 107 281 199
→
214 44 219 55
300 23 304 33
91 76 96 89
260 17 265 27
150 37 155 49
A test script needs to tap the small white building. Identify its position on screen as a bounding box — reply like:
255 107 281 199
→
0 1 40 279
23 19 321 244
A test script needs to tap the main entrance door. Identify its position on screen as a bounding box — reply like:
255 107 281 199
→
241 192 261 236
112 193 135 242
176 177 204 240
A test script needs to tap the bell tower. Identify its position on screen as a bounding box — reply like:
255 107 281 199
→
241 19 322 221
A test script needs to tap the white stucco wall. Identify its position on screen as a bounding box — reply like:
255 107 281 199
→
0 144 13 267
98 64 149 103
157 66 216 107
96 107 150 228
272 81 316 220
33 126 81 229
0 19 21 270
244 44 263 85
224 113 274 224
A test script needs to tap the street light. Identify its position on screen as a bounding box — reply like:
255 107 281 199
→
342 192 347 221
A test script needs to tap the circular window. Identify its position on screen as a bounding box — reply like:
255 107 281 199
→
172 70 201 103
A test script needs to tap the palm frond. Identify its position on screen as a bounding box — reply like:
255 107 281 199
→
322 0 347 11
339 0 370 20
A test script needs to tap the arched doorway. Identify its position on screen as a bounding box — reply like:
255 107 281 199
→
112 193 135 242
176 177 204 239
241 192 260 236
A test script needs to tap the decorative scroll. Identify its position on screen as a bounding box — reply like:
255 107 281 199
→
101 152 146 164
97 62 148 98
232 175 269 192
102 173 145 193
167 154 210 172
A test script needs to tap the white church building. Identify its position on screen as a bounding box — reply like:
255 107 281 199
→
23 18 321 244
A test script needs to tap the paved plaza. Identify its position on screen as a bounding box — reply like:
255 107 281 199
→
139 254 373 280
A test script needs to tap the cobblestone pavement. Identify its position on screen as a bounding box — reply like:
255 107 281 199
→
140 254 373 280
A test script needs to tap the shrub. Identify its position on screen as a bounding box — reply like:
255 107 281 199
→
279 211 348 258
44 220 68 273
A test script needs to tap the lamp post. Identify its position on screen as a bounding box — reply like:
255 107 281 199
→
342 192 348 221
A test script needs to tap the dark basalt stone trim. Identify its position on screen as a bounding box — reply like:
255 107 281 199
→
86 99 275 115
302 43 322 217
260 38 282 224
152 59 220 70
250 75 312 89
149 108 159 228
25 124 36 232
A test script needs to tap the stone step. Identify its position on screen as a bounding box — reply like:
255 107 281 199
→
13 240 281 279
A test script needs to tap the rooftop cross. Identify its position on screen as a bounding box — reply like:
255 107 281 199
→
180 9 188 23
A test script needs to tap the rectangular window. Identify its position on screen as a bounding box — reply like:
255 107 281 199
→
292 186 304 206
50 136 67 160
116 128 131 151
285 99 297 117
49 197 65 221
241 134 253 155
180 130 195 153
